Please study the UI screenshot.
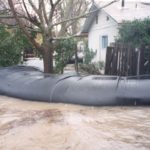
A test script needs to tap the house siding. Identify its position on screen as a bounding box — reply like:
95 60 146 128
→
88 10 118 63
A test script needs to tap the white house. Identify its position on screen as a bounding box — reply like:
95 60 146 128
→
81 0 150 63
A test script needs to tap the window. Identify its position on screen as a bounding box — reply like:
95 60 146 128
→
106 16 109 21
95 15 98 24
102 36 108 49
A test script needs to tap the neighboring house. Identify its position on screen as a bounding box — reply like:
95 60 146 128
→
81 0 150 63
0 1 20 26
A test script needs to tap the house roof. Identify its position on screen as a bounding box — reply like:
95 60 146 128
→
81 1 150 33
81 3 99 33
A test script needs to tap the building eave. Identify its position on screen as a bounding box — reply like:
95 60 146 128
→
81 4 99 34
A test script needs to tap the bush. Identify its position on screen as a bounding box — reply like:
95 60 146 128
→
0 25 21 66
117 18 150 47
54 38 76 73
83 46 96 64
79 61 104 75
0 25 34 67
79 45 104 75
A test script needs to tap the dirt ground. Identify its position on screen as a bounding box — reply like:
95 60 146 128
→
0 96 150 150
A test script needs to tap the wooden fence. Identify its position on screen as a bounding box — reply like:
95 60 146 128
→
105 43 150 76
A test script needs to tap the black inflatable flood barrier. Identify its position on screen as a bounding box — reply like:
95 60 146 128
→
0 66 150 106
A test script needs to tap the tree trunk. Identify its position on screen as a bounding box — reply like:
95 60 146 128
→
42 42 53 73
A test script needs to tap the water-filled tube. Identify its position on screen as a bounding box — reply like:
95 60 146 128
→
0 66 150 106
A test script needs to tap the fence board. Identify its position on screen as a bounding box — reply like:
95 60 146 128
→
105 43 150 76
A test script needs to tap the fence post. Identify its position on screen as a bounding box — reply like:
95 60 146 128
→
136 48 141 76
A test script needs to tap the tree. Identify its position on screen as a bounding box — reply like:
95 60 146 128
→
58 0 90 36
0 24 33 66
115 18 150 75
117 18 150 47
1 0 118 73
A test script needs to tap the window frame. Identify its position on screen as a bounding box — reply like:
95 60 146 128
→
101 35 108 49
95 15 98 24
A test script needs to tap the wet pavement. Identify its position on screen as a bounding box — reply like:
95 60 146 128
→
0 96 150 150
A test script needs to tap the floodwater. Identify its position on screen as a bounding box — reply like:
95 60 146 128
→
0 96 150 150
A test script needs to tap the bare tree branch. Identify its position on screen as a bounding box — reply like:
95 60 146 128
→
48 6 54 25
0 15 23 19
50 0 53 7
52 33 81 40
54 0 62 7
0 13 40 30
22 0 32 20
38 0 45 29
48 0 62 25
8 0 41 51
42 0 49 25
28 0 39 15
38 0 43 9
27 0 46 32
51 0 119 27
22 0 40 27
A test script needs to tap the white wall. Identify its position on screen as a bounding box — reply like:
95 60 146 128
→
88 10 118 63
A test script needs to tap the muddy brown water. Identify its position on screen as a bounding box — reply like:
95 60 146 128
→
0 96 150 150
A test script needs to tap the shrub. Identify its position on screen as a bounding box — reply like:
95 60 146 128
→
54 38 76 73
0 25 34 67
83 46 96 64
117 18 150 47
79 45 104 75
79 61 104 75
